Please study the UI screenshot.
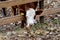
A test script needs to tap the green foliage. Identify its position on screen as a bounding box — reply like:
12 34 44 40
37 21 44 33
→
15 26 22 32
31 23 48 32
52 19 58 24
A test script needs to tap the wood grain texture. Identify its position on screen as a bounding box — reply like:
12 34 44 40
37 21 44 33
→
0 15 21 25
0 0 38 8
40 7 60 16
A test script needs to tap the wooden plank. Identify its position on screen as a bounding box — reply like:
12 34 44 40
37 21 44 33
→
40 7 60 16
0 15 21 25
0 0 38 8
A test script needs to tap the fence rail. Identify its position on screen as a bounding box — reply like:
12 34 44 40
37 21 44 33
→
40 7 60 16
0 15 21 25
0 0 37 8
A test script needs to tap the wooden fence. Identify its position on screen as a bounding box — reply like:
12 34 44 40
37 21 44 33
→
0 0 60 25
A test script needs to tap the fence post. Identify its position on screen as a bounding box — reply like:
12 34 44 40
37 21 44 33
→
39 0 44 23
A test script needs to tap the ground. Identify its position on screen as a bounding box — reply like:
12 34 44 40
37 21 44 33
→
0 22 60 40
0 14 60 40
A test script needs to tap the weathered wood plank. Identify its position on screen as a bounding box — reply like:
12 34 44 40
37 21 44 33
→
40 7 60 16
0 0 38 8
0 15 21 25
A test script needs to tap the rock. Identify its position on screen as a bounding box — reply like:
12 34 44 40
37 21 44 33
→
50 27 55 31
35 30 41 35
6 31 12 36
46 35 50 38
36 37 42 40
49 32 53 35
12 31 16 34
10 23 14 25
0 36 3 40
18 35 25 37
57 34 60 37
46 31 49 34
